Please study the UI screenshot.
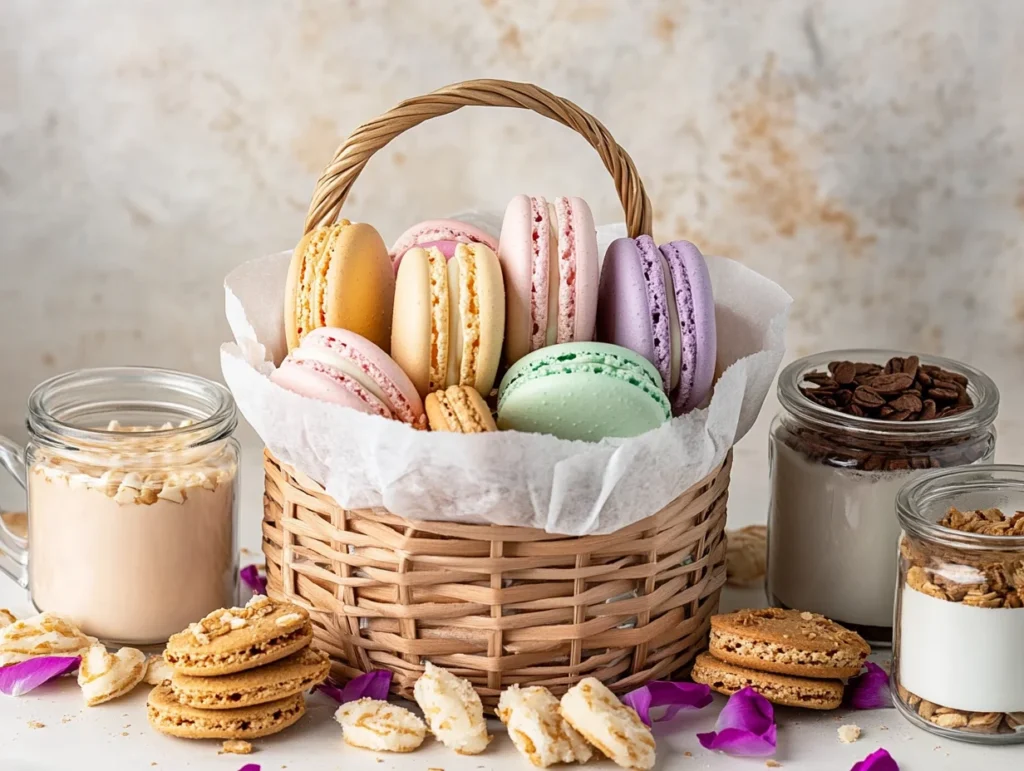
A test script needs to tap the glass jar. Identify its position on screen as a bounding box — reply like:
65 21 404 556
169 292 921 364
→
893 465 1024 743
767 350 998 645
0 367 239 645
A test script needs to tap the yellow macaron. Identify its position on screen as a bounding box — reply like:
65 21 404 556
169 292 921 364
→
391 243 505 398
284 221 394 352
425 386 497 433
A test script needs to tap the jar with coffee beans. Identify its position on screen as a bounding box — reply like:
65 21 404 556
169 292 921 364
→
767 350 998 645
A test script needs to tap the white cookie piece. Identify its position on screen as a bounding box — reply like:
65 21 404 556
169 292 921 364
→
335 698 427 752
560 677 655 770
413 662 491 755
143 654 173 686
498 685 594 767
0 609 15 629
78 644 147 706
0 611 96 665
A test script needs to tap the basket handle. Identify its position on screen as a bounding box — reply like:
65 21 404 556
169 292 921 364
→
304 78 653 238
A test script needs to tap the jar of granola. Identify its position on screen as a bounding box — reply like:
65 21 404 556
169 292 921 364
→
768 351 998 645
893 465 1024 743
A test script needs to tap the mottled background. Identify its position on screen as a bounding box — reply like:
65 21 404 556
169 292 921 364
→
1 0 1022 468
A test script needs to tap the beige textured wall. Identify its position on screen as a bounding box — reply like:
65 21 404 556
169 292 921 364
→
1 0 1023 444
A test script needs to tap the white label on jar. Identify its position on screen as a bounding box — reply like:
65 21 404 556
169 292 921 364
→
899 584 1024 712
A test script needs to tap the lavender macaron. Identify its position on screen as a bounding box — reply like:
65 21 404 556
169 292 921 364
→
596 236 717 415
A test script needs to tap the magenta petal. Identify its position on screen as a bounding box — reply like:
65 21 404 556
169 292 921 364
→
845 663 892 710
851 748 899 771
696 687 777 757
240 564 267 596
318 670 393 704
0 656 80 697
237 765 260 771
622 681 713 726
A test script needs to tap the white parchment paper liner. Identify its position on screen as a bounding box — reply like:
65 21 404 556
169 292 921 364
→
221 223 791 535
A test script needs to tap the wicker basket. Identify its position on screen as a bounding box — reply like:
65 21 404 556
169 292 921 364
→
262 79 731 710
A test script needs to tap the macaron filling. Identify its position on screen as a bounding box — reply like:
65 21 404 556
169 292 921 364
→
456 245 481 386
288 360 391 419
660 243 700 414
426 247 450 392
553 197 577 345
660 253 682 392
634 236 673 392
529 196 551 351
295 224 347 342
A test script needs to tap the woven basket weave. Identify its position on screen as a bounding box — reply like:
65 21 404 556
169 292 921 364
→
262 79 731 710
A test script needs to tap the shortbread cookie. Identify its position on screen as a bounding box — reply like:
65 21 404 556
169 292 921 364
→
690 652 844 710
147 684 305 739
0 612 97 666
726 525 767 587
709 608 869 680
144 655 174 686
164 596 313 676
560 677 655 771
413 662 491 755
498 685 593 767
335 698 427 752
0 609 15 629
78 644 147 706
169 647 329 709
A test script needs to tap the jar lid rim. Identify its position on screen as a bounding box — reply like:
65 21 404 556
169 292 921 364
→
777 349 999 440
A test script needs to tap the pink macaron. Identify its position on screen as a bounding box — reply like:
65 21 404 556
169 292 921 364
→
389 219 498 270
497 195 599 366
271 327 425 427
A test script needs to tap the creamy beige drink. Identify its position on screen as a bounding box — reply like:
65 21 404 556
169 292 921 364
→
27 424 237 644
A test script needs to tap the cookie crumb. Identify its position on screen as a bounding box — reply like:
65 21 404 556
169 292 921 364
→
880 725 889 731
61 716 73 724
121 731 129 737
220 739 252 755
28 721 45 729
684 751 693 757
838 724 861 743
766 762 782 768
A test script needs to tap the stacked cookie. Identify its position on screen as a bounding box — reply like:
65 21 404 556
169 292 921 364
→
147 596 329 740
691 608 870 710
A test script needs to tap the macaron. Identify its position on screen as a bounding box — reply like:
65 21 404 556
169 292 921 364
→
390 218 498 268
271 327 426 427
284 221 395 352
597 237 717 415
496 342 670 442
498 195 599 366
391 242 505 398
425 385 497 433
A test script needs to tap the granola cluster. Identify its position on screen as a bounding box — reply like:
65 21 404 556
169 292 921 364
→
187 596 277 644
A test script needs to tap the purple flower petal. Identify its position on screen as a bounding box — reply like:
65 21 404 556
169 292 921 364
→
240 564 267 596
845 662 892 710
0 656 80 697
622 681 713 726
696 687 777 757
851 748 899 771
237 765 260 771
318 670 392 703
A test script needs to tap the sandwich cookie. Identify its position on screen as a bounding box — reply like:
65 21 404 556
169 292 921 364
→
390 218 498 269
168 647 330 710
284 221 395 352
597 237 717 415
391 242 505 398
709 608 870 680
498 195 599 366
147 685 305 739
497 342 670 441
425 385 497 433
164 597 314 677
690 652 844 710
272 327 426 427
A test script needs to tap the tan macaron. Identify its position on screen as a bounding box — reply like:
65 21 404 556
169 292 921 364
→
425 385 497 433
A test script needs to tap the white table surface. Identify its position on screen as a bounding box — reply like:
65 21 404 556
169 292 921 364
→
2 418 1023 770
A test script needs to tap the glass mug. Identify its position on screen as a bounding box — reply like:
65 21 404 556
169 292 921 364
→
0 367 240 645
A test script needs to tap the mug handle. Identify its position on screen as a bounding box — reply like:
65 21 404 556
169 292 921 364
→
0 436 29 587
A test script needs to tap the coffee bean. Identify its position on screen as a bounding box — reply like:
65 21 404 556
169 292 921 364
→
902 355 920 375
868 373 916 394
890 394 923 413
832 361 857 385
885 410 913 421
854 386 886 408
929 387 959 401
885 357 904 375
920 400 937 420
886 458 911 471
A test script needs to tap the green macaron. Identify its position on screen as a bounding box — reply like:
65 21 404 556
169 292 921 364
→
497 342 671 441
